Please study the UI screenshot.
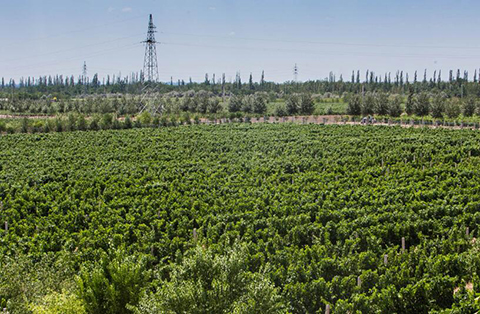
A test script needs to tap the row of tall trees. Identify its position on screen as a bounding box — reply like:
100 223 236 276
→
347 92 480 118
3 69 480 99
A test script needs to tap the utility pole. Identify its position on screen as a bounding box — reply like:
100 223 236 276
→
142 14 159 82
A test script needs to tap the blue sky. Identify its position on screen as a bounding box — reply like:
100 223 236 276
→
1 0 480 83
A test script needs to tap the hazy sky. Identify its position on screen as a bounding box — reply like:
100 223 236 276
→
1 0 480 83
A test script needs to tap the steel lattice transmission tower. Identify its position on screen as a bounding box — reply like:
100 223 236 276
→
82 61 87 84
142 14 159 82
293 63 298 82
82 61 88 94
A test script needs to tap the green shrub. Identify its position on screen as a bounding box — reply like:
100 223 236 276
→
29 291 86 314
77 115 87 131
21 117 29 133
138 112 152 126
55 118 63 132
346 94 362 115
77 251 150 314
101 113 113 130
132 245 286 314
124 116 133 129
0 253 76 313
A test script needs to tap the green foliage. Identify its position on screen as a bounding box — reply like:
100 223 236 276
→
388 95 403 117
414 92 430 116
152 116 160 127
31 120 45 133
374 92 389 115
208 97 222 114
124 115 132 129
66 113 77 132
181 112 191 125
274 104 287 117
445 98 462 119
133 245 286 314
253 95 268 114
138 111 152 126
89 115 100 130
2 125 480 312
463 97 476 117
101 113 113 130
431 94 446 119
406 92 415 115
241 95 253 113
361 92 375 115
285 94 300 115
55 118 63 132
77 251 150 314
5 123 15 134
21 117 29 133
0 253 76 313
299 94 315 115
228 95 243 113
347 94 362 115
77 114 87 131
29 291 86 314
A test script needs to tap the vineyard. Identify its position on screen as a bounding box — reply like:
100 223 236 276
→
1 124 480 313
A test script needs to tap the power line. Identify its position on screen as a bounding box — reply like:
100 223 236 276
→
160 41 480 60
7 15 145 45
2 42 142 74
160 31 480 50
1 33 145 64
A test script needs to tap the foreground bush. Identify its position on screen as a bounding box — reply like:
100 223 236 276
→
133 245 286 314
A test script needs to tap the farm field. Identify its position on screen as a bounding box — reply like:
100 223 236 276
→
1 124 480 313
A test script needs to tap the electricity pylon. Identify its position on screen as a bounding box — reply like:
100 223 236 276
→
139 14 162 114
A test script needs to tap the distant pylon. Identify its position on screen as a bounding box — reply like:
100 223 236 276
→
82 61 87 85
82 61 88 94
142 14 159 82
293 63 298 82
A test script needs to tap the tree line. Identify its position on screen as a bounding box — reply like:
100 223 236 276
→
347 91 480 119
2 68 480 99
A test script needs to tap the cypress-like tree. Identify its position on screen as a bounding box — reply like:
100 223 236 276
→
406 91 415 115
